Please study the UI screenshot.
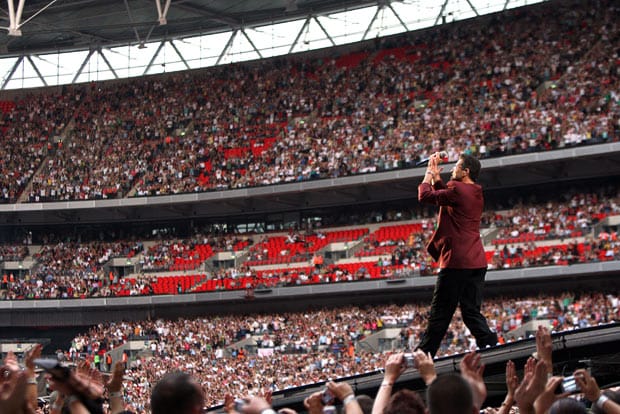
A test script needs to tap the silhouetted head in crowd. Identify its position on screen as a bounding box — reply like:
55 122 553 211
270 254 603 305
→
383 389 426 414
355 394 374 414
426 374 475 414
549 397 587 414
151 371 204 414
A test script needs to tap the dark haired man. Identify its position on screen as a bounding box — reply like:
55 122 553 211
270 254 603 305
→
427 374 476 414
416 153 497 357
151 371 204 414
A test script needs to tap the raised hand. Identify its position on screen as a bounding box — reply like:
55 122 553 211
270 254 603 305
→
413 349 437 385
105 361 125 393
459 352 487 410
535 326 553 375
514 359 547 414
383 352 406 384
505 360 518 398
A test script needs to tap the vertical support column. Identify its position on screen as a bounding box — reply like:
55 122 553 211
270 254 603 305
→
7 0 26 36
155 0 172 25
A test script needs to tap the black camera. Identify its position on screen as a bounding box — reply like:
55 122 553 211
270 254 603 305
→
555 375 580 394
34 358 71 381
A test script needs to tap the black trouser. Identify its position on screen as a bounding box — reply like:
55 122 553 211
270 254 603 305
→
417 267 497 357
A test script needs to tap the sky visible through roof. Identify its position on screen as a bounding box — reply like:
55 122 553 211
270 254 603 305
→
0 0 543 91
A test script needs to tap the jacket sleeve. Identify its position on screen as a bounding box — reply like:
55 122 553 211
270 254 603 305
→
418 180 459 206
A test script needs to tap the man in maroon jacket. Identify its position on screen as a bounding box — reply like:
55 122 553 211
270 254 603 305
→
416 152 497 357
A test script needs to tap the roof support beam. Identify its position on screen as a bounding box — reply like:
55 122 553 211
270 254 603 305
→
216 30 237 66
26 55 47 86
387 3 409 32
169 40 190 70
172 2 238 27
123 0 143 46
313 16 335 46
241 29 263 59
465 0 479 16
143 40 165 75
1 55 22 89
288 17 310 54
6 0 62 36
72 49 95 83
434 0 450 26
97 48 118 79
6 0 25 36
155 0 171 25
362 6 382 41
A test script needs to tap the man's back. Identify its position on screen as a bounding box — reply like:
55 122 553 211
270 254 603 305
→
420 179 486 268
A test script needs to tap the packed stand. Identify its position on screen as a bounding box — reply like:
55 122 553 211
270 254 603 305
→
1 188 619 299
484 192 619 244
0 240 142 299
0 1 613 202
0 90 75 203
33 290 617 412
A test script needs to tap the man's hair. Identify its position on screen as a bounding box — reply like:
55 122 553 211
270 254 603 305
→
426 374 474 414
151 371 203 414
354 394 374 414
549 397 587 414
383 389 426 414
460 154 481 182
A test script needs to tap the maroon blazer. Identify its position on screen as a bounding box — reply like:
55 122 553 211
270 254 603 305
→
418 179 487 269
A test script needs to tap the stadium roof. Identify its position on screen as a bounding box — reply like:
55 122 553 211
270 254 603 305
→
0 0 545 89
0 0 384 55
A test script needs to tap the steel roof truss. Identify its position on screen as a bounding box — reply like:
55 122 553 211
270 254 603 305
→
362 5 381 41
25 54 47 86
241 28 263 59
313 16 335 46
123 0 143 46
71 49 95 84
1 55 22 89
387 3 408 32
6 0 24 36
288 17 310 54
465 0 479 16
155 0 171 25
97 48 118 79
434 0 450 26
216 29 237 65
143 40 165 75
168 40 190 70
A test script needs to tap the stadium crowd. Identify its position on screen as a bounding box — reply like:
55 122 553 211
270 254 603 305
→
56 292 620 411
1 290 615 413
1 1 620 413
0 0 615 203
0 187 618 300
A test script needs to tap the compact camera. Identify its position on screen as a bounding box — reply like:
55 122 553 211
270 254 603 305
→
555 375 581 394
34 358 71 380
234 398 246 412
404 353 415 367
321 388 336 405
